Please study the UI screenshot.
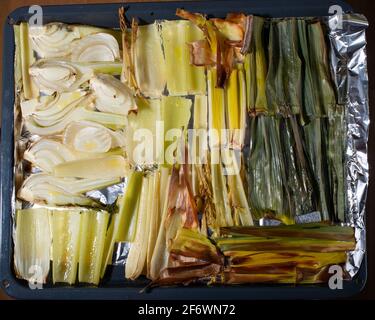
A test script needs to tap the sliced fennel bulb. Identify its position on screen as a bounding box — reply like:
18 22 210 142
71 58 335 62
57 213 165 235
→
90 74 136 115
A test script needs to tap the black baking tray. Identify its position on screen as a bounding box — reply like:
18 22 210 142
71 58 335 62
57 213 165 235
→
0 0 367 300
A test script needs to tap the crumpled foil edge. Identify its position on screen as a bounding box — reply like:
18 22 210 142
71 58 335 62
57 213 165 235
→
326 13 369 278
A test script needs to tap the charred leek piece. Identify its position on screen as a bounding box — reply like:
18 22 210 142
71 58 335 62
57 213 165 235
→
147 172 161 277
327 111 345 222
265 21 283 114
303 118 331 220
156 228 223 285
135 23 166 98
78 210 109 284
161 20 206 95
211 163 233 229
247 116 286 219
226 158 254 226
53 155 128 179
165 165 199 244
216 236 355 252
307 21 336 116
247 16 267 113
149 167 172 280
225 66 247 149
125 175 151 280
220 223 355 241
297 19 320 120
19 22 38 99
280 117 316 217
51 209 81 284
14 208 51 283
278 19 302 115
207 68 225 149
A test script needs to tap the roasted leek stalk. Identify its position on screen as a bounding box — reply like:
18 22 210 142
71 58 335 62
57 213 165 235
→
218 223 354 284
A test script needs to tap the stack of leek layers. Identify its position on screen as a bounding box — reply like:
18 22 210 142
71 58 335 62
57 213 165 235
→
246 17 345 223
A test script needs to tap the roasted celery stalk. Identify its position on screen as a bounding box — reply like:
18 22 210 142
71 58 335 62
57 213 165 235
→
14 208 51 283
134 23 166 98
78 210 109 285
125 175 152 280
18 22 38 99
51 209 81 284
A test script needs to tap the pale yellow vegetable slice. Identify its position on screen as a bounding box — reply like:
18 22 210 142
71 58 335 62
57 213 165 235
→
225 66 246 148
24 138 125 173
14 208 51 284
149 167 171 280
192 95 208 195
19 22 38 99
51 209 82 284
146 172 161 277
100 212 119 278
125 175 151 280
100 171 143 278
211 163 234 228
162 96 192 166
161 20 206 95
207 68 225 150
63 121 126 153
116 171 143 242
135 23 166 98
78 210 109 285
53 155 128 179
126 98 162 166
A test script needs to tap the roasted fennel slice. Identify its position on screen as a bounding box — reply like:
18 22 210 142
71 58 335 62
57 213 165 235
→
28 22 121 59
53 155 128 179
78 210 109 285
24 138 125 173
30 59 122 95
51 209 82 284
90 74 136 115
18 173 118 205
14 208 51 284
161 20 206 96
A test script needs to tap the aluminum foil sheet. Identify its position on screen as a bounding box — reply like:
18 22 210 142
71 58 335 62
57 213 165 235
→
12 13 370 278
325 13 369 277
